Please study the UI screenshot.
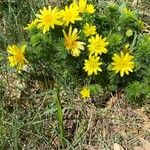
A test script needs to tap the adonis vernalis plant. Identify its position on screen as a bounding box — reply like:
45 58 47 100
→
60 4 82 26
83 23 96 37
88 34 109 56
111 51 135 77
7 45 28 71
80 87 90 98
63 26 85 57
83 56 102 76
36 6 62 33
6 0 150 106
72 0 95 14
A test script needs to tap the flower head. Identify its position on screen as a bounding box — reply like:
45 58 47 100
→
60 4 82 26
7 44 28 71
88 34 109 56
80 87 90 98
63 26 85 57
24 19 38 30
111 51 135 77
72 0 87 12
83 55 102 76
85 4 95 14
83 23 96 37
72 0 95 14
36 6 62 34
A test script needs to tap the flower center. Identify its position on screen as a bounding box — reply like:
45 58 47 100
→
119 60 127 68
43 14 53 24
89 60 97 69
65 12 73 21
15 52 24 62
94 41 102 50
71 41 77 49
66 39 77 50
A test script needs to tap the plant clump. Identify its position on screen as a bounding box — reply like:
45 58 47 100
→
5 0 150 106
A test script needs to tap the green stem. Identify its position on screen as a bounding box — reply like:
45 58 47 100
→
56 85 66 147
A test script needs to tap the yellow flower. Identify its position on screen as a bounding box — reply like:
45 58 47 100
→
60 4 82 26
83 23 96 36
83 55 102 76
88 34 109 56
7 45 28 71
63 26 85 57
78 0 87 12
24 19 38 30
85 4 95 14
36 6 62 34
72 0 95 14
80 87 90 98
111 51 135 77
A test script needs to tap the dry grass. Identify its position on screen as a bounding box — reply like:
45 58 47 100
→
1 72 150 149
